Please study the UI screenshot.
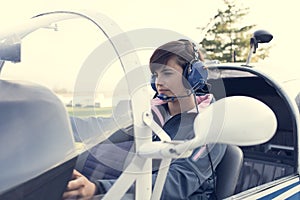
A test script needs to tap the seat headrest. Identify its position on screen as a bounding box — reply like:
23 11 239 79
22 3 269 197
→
0 80 76 194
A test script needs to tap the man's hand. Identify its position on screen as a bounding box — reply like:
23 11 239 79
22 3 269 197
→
62 170 97 199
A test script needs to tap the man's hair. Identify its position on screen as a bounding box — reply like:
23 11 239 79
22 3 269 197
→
149 40 196 73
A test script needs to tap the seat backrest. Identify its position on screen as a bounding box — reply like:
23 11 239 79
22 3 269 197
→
0 80 77 199
215 145 243 199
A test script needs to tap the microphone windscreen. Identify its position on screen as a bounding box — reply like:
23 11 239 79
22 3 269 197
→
157 94 169 101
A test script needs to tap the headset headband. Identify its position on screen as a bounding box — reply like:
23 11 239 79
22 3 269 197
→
151 39 209 94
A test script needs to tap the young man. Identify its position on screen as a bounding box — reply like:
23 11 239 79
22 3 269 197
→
63 40 226 200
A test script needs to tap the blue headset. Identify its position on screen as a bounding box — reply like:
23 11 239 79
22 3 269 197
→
151 40 208 93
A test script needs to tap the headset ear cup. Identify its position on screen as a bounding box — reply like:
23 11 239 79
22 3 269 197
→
182 63 191 88
187 61 208 90
150 75 157 92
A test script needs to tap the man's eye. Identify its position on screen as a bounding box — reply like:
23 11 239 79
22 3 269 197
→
163 72 173 76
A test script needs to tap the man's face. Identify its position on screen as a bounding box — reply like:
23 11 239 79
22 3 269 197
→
153 58 187 98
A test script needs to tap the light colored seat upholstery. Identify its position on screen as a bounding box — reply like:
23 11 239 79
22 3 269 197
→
0 80 77 200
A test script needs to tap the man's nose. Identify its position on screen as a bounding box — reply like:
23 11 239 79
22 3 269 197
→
156 76 164 86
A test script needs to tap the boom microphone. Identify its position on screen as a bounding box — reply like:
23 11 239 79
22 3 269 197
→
157 90 193 101
156 79 208 101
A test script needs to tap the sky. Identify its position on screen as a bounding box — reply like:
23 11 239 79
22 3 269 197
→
0 0 299 94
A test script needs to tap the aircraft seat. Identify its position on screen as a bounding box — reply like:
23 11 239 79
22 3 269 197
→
215 145 243 199
0 80 77 200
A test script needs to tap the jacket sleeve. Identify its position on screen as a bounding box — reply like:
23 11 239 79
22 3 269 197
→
157 143 227 199
93 144 226 199
70 116 133 143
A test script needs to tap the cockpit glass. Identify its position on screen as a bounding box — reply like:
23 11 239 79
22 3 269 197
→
0 12 152 148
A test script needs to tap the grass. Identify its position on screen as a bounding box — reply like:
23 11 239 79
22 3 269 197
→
66 106 112 117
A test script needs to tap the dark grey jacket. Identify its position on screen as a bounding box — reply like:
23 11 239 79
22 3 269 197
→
71 102 226 200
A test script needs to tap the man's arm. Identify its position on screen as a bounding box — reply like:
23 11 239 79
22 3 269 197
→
70 116 133 143
92 144 226 199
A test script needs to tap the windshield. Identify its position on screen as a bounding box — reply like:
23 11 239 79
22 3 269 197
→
0 11 152 148
282 79 300 99
0 13 155 195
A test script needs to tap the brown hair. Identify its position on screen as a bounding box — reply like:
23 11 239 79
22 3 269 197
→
149 40 197 73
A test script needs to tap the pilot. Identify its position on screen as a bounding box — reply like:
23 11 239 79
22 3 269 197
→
63 40 227 200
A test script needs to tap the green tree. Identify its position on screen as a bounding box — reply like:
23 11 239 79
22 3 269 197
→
200 0 271 63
